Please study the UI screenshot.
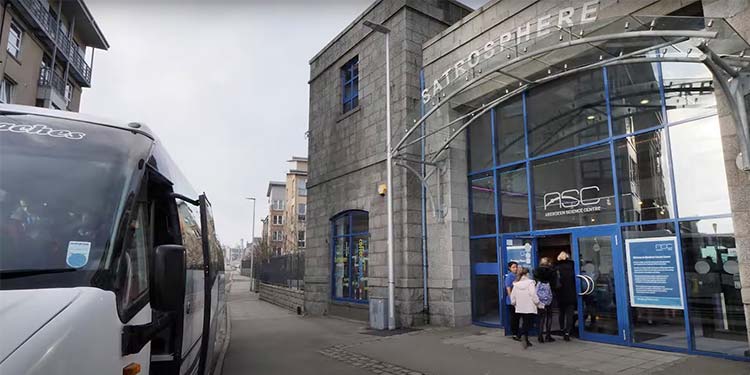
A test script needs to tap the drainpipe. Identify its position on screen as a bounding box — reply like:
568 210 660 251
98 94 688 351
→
419 69 430 323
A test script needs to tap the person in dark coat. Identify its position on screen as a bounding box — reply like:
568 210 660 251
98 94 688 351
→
555 251 577 341
533 257 556 343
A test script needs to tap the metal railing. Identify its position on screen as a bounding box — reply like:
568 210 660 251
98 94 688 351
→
243 252 305 290
16 0 93 85
38 67 66 101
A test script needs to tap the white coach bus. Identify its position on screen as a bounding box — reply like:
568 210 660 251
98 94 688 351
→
0 105 227 375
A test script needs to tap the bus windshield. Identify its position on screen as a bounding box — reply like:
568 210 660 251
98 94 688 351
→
0 113 152 290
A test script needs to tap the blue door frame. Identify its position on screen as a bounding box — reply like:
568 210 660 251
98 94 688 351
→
500 225 631 346
572 225 630 345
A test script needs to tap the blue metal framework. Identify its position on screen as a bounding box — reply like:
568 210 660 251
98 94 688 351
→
467 61 746 360
331 210 369 304
341 56 359 113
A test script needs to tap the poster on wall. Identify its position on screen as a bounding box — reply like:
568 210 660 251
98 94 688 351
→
506 243 532 269
625 237 685 309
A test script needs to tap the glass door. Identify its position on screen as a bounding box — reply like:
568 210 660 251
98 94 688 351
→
501 235 536 335
572 226 629 344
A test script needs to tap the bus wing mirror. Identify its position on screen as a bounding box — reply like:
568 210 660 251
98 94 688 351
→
152 244 186 312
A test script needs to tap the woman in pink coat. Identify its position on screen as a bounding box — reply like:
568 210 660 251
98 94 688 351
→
511 267 540 349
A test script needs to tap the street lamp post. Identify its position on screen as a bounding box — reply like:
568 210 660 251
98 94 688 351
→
246 197 256 289
364 20 395 330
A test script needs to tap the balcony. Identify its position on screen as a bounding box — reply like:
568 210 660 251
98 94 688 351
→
38 67 70 109
13 0 93 87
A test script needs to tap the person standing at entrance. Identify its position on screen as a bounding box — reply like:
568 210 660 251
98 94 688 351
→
556 251 577 341
505 261 520 340
510 267 539 349
533 257 556 343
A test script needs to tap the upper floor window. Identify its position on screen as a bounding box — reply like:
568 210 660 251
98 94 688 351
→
272 215 283 225
7 21 22 59
272 200 285 210
0 77 15 104
341 56 359 113
297 230 306 248
298 203 306 222
297 179 307 196
64 82 73 103
272 231 282 241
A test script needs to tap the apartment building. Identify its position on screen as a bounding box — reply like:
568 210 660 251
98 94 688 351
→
266 181 286 256
0 0 108 111
283 157 308 254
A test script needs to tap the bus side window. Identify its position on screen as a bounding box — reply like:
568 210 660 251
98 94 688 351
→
120 202 150 309
177 202 203 271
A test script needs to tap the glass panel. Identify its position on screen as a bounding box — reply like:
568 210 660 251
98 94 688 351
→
494 97 525 165
334 215 350 236
578 235 618 336
614 130 674 223
351 212 368 233
470 237 497 264
351 236 368 301
498 165 529 233
505 238 533 270
344 83 353 102
333 237 350 299
623 223 687 349
662 63 717 123
470 172 496 236
681 218 748 357
472 275 500 325
468 111 493 172
527 69 608 156
607 63 665 135
532 145 616 230
670 116 731 217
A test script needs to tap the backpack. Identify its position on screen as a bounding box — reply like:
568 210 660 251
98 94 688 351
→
537 282 553 306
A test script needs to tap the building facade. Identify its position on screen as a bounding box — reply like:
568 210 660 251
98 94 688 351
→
0 0 108 111
266 181 286 256
307 0 750 360
284 157 308 254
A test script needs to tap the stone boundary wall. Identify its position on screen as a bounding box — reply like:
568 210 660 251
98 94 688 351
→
259 283 305 314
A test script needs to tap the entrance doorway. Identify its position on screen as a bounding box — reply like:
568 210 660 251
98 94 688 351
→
502 226 630 345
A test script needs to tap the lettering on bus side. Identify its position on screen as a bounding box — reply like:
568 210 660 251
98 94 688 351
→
0 122 86 140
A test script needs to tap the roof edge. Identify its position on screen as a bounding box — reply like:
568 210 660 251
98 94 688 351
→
309 0 384 64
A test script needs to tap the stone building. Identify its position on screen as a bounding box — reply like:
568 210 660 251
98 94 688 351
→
306 0 750 360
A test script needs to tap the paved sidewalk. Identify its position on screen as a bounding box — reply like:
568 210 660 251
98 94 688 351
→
221 275 749 375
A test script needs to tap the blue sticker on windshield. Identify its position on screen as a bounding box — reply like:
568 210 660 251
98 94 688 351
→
66 241 91 268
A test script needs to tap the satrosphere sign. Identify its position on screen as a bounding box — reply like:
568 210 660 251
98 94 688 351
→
625 237 684 309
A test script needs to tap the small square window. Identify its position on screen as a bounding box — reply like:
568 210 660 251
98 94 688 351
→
341 56 359 113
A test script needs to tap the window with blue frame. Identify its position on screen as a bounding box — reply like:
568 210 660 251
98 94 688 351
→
464 59 749 358
341 56 359 113
332 210 368 302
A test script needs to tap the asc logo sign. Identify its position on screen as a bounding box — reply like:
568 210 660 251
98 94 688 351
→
543 186 601 217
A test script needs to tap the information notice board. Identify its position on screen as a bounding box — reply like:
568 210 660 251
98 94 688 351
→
625 237 684 309
506 244 532 269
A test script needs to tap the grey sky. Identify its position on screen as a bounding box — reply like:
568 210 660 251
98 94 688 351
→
80 0 483 247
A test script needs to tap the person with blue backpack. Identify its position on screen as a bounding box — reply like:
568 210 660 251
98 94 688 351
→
533 257 557 343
